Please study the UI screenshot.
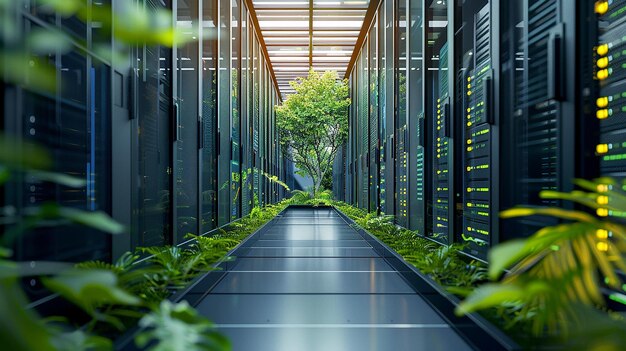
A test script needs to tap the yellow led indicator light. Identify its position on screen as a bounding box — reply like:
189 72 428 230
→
595 0 609 15
597 69 609 80
596 229 609 239
597 109 609 119
466 108 471 112
597 56 609 69
597 195 609 205
598 184 609 192
596 144 609 154
596 97 609 108
597 43 609 56
467 166 471 172
467 91 472 96
467 139 472 144
597 242 609 252
467 122 472 127
467 84 471 89
597 208 609 217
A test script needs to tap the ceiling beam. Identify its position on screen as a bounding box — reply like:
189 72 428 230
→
344 0 382 80
245 0 283 102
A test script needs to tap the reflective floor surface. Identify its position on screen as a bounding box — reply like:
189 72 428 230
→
193 207 473 351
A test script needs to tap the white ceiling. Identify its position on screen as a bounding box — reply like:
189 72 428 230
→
252 0 370 99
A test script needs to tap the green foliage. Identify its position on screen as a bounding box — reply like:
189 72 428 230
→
0 0 190 92
320 201 487 290
276 70 350 196
136 301 230 351
49 330 112 351
457 178 626 341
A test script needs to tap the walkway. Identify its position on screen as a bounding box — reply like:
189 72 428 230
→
192 206 475 350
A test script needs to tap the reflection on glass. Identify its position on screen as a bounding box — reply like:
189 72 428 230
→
231 0 242 221
176 0 199 240
202 0 218 233
396 0 408 227
369 19 379 213
409 0 424 233
218 0 232 226
427 0 450 244
135 2 172 248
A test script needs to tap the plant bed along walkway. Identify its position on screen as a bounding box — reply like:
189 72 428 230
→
134 205 517 351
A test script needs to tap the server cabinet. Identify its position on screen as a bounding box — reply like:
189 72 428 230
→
395 0 409 227
499 0 578 243
425 0 452 244
369 20 380 214
407 0 425 234
174 0 200 241
455 1 493 258
383 0 396 216
132 0 174 249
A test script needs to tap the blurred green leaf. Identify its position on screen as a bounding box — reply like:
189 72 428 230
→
27 28 72 54
0 52 57 92
0 247 12 258
37 205 125 234
455 281 548 316
135 300 231 351
36 0 83 16
49 329 112 351
28 170 87 188
0 278 56 351
487 240 530 280
43 269 141 315
0 135 52 170
501 206 597 223
0 166 10 184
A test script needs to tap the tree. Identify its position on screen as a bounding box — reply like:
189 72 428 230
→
276 70 350 196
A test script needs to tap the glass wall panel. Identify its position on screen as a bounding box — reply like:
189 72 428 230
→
369 18 379 213
202 0 218 233
378 6 387 213
218 0 232 225
383 0 395 215
426 0 450 244
408 0 424 233
230 0 241 221
454 0 492 257
253 34 261 208
134 0 172 248
241 10 252 216
395 0 408 227
175 0 199 240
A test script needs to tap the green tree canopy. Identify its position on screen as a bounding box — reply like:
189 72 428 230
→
276 69 350 195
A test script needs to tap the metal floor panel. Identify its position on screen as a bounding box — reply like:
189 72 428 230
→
252 240 371 247
274 218 347 225
197 294 447 324
211 272 415 294
228 257 395 272
261 232 363 241
216 327 472 351
242 247 379 257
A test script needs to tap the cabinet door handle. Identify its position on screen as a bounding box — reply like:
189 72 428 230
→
548 23 565 101
483 75 494 125
444 103 451 138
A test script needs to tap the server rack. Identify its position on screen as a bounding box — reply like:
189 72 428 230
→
345 0 589 260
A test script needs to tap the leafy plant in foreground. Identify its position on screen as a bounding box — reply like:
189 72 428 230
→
136 300 230 351
456 178 626 342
